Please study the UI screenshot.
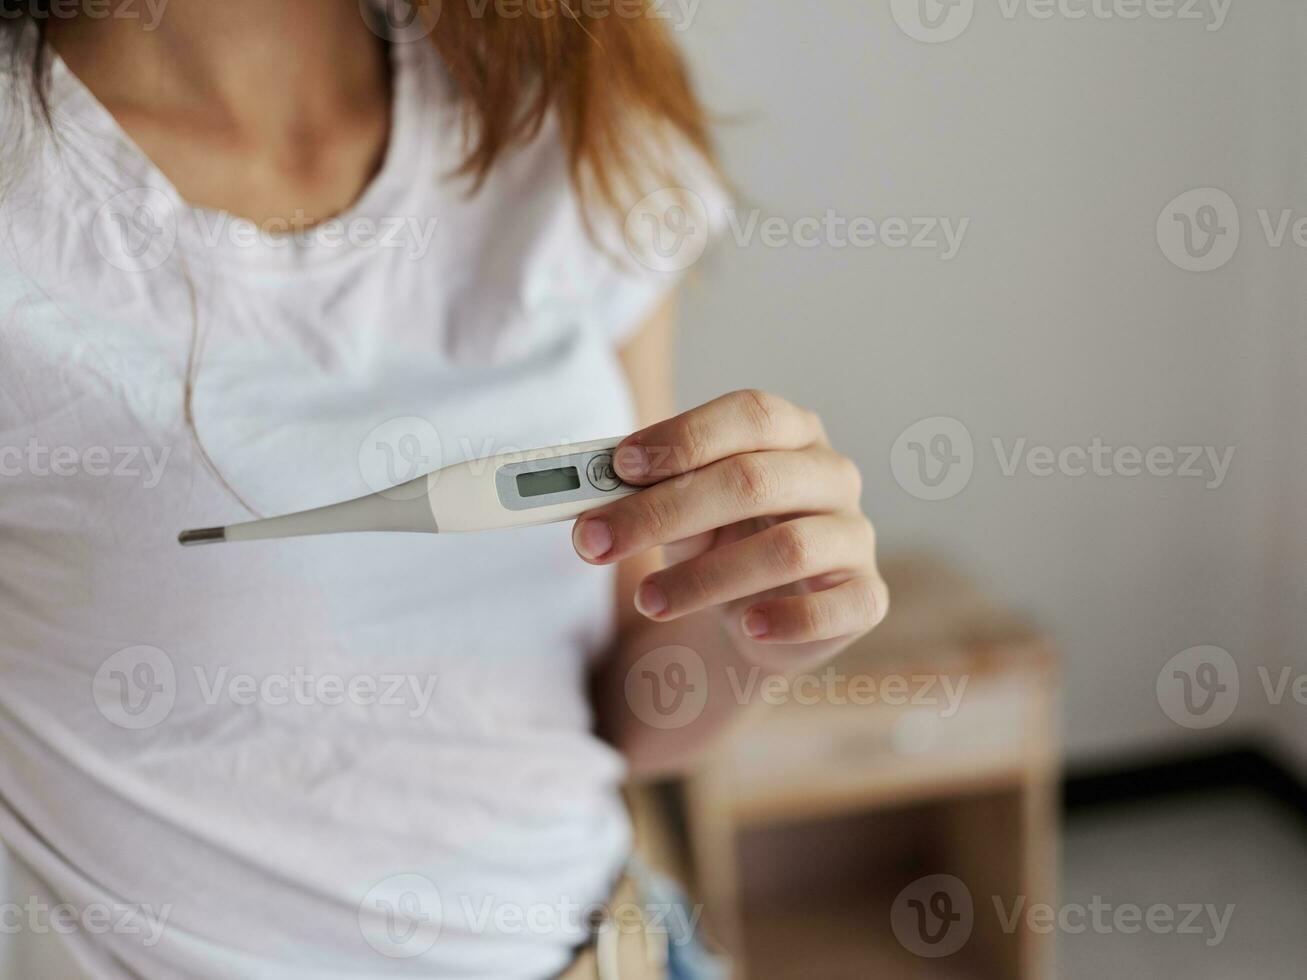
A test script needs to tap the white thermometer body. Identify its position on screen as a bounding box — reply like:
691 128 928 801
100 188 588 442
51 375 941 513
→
179 439 636 546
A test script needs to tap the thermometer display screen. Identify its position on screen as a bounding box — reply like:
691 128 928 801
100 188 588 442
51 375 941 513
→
516 466 582 499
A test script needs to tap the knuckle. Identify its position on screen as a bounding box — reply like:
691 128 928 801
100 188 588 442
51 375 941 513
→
771 522 815 575
731 454 780 510
634 491 680 545
673 416 714 468
736 388 783 436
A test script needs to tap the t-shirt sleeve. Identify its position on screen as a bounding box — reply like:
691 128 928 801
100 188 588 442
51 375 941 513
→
569 138 733 349
513 117 731 352
597 174 732 348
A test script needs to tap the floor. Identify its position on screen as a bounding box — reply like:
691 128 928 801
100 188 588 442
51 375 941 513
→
1059 791 1307 979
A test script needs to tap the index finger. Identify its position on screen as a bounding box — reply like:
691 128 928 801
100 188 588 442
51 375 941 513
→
614 389 827 485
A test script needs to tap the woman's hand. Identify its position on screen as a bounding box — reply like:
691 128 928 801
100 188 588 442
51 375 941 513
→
572 389 889 673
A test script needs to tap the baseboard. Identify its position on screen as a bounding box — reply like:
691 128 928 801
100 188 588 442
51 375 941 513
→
1063 739 1307 828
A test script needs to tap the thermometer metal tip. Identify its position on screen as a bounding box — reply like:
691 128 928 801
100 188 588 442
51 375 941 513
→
179 526 227 547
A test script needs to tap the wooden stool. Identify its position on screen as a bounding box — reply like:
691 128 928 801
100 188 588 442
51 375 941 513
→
673 554 1059 979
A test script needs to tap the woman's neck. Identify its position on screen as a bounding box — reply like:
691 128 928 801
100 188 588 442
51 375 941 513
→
47 0 394 227
48 0 385 133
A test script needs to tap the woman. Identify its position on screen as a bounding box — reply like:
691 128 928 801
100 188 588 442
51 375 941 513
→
0 1 888 976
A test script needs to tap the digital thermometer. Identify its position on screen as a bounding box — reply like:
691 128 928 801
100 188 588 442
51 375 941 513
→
179 439 637 546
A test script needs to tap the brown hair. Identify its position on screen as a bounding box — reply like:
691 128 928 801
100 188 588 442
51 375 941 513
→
430 2 716 215
2 1 717 220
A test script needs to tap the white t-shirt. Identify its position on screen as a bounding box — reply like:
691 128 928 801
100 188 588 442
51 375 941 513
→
0 34 701 979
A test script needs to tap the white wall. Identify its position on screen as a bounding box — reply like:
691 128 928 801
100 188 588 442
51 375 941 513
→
672 0 1300 761
1268 3 1307 775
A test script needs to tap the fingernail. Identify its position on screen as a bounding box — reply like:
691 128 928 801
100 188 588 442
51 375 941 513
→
743 609 770 638
616 444 650 479
574 519 614 561
636 581 668 618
